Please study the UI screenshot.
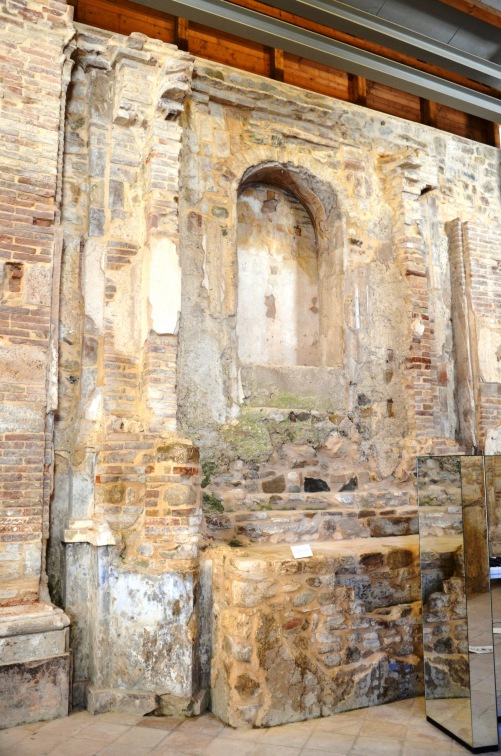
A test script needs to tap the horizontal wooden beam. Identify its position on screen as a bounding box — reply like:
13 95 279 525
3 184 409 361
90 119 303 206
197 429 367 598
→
226 0 500 97
437 0 501 29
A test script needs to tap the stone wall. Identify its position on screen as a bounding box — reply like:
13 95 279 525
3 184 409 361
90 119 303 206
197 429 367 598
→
209 538 422 727
1 4 501 730
177 60 501 553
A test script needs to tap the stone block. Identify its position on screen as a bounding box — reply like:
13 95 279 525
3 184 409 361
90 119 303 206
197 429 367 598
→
0 654 70 729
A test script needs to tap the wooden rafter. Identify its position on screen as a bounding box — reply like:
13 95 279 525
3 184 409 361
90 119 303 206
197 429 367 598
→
437 0 501 29
224 0 501 98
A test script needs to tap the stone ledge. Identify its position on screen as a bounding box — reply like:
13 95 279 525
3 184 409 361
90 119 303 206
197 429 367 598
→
0 602 70 638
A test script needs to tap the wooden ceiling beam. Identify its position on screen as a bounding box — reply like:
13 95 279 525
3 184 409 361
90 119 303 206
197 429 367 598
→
225 0 501 98
437 0 501 29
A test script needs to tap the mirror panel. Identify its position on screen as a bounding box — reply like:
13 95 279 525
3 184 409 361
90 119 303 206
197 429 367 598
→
417 455 498 752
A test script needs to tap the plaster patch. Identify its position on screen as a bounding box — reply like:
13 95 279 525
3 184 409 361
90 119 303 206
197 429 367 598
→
22 265 51 307
83 240 105 330
0 345 46 385
478 326 501 383
149 238 181 335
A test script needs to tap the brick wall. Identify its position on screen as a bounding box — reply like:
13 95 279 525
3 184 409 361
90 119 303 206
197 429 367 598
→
0 0 73 605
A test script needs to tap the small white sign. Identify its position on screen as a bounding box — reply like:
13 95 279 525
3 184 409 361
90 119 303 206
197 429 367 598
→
493 628 501 634
291 544 313 559
469 646 493 654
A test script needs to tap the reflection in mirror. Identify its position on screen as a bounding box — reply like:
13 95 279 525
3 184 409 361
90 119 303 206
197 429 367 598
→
486 457 501 720
418 455 499 753
461 457 497 750
418 456 473 747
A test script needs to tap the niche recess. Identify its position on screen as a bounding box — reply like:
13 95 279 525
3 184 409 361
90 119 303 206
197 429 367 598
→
237 183 319 366
236 164 343 372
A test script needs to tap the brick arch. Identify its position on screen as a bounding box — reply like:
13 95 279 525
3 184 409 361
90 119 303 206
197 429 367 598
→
238 161 339 243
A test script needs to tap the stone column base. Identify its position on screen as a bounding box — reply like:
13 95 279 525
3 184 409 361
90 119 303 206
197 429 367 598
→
0 603 71 729
87 686 209 717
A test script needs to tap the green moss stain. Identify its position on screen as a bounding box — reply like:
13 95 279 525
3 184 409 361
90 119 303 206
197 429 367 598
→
201 461 217 489
221 411 273 462
203 492 224 513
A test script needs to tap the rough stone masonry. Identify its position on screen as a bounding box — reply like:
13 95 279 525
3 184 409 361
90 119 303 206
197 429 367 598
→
1 0 501 730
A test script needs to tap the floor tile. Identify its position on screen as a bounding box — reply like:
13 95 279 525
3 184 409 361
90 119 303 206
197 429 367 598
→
4 732 68 756
405 722 464 746
0 727 32 755
1 696 494 756
36 712 94 737
250 745 301 756
97 743 155 756
154 728 215 753
77 721 131 743
218 726 266 742
175 715 226 736
259 722 313 748
137 716 185 731
303 731 355 752
203 736 257 755
97 711 145 725
111 726 168 748
49 736 102 755
351 735 404 755
359 718 407 739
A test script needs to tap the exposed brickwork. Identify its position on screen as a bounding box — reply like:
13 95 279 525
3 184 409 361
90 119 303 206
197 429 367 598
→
380 151 441 442
0 0 73 605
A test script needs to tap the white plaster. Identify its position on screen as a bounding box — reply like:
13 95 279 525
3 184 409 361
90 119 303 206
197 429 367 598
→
83 239 105 329
149 237 181 335
412 318 425 340
478 325 501 383
236 185 319 366
85 389 103 421
485 426 501 455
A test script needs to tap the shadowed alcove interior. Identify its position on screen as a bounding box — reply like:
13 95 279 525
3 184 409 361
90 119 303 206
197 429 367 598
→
237 163 343 373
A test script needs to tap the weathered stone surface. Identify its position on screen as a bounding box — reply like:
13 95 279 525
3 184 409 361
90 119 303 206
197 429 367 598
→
3 0 501 732
0 655 71 729
208 537 423 727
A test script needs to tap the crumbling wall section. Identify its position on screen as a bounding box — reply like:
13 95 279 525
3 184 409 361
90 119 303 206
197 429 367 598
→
53 24 203 711
0 0 75 730
177 62 501 548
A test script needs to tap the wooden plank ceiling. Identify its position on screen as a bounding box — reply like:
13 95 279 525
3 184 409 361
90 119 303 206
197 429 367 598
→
70 0 501 146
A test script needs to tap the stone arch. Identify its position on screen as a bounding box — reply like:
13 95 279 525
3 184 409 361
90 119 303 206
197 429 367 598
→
235 161 343 369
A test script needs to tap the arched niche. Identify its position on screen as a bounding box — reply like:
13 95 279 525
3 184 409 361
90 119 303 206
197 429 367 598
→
236 162 343 371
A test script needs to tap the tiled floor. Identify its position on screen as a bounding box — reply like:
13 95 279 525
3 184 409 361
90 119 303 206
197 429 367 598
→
1 697 499 756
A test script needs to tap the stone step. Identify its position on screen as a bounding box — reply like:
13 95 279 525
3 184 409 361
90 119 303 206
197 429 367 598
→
211 487 414 513
204 504 418 543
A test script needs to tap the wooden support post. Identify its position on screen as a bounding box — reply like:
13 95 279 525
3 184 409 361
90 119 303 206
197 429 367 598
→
270 48 285 82
349 74 367 106
175 17 189 52
487 122 501 148
420 98 437 127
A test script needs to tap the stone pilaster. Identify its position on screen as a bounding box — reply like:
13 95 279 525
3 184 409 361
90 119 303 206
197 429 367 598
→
55 26 203 713
380 150 441 447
